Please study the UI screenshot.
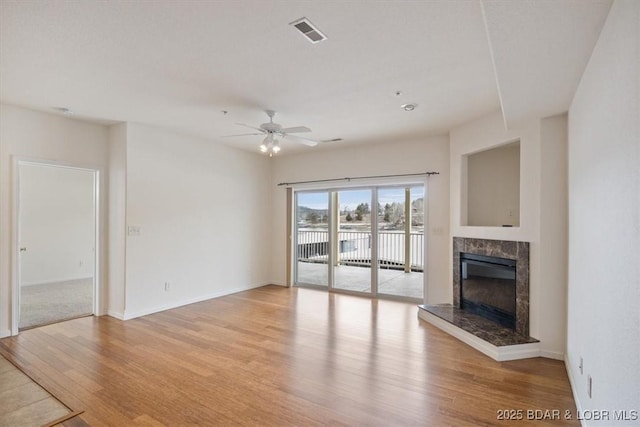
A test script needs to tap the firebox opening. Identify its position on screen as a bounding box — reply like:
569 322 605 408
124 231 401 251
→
460 253 516 330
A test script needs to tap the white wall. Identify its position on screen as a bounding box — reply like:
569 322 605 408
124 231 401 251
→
0 103 109 337
270 137 450 304
466 142 520 227
539 113 568 360
451 112 541 242
19 164 95 285
121 123 272 319
450 110 568 359
567 0 639 422
107 123 127 318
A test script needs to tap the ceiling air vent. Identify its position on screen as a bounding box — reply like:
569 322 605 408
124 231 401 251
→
290 17 327 44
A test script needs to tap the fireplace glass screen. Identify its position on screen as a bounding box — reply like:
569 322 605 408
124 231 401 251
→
460 253 516 329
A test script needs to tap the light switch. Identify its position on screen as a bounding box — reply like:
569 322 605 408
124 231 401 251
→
127 226 141 236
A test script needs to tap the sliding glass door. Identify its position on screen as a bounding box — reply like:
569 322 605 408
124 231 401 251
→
294 184 424 301
333 189 372 293
295 191 329 287
377 186 424 299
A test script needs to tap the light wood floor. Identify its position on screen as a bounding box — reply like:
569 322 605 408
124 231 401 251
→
0 285 578 426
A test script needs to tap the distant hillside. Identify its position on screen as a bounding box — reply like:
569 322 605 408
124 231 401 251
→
297 206 329 216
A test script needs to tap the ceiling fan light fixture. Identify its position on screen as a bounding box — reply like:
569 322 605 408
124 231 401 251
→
259 134 271 152
260 134 281 155
235 110 318 155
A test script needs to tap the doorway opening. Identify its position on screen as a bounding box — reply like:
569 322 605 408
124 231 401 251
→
15 161 98 331
294 184 425 301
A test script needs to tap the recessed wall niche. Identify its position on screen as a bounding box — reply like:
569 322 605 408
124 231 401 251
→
462 140 520 227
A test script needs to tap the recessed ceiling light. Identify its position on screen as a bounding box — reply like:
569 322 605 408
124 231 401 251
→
401 103 417 112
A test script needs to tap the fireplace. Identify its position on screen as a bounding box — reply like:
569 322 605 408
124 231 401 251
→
460 253 516 330
453 237 530 336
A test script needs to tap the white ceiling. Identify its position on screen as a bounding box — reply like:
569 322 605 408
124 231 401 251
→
482 0 613 125
0 1 612 155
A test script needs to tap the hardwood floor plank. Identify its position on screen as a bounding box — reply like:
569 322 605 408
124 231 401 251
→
60 414 91 427
0 285 579 426
132 414 167 427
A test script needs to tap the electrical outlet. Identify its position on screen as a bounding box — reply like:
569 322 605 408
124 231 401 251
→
587 375 592 398
579 357 583 374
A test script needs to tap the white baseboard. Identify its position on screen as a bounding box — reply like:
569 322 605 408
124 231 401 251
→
418 309 541 362
122 283 267 321
0 329 11 339
541 349 565 361
565 354 586 427
21 276 93 287
107 311 125 320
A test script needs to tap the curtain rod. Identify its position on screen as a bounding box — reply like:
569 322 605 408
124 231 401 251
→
277 172 439 187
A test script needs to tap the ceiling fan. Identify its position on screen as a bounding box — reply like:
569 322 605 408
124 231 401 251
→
225 110 319 156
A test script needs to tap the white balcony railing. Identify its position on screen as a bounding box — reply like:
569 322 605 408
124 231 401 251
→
297 230 424 272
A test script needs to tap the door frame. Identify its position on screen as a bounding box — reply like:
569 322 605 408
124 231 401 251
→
11 157 102 335
291 177 428 303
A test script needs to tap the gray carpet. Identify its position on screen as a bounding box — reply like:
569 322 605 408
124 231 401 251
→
20 278 93 329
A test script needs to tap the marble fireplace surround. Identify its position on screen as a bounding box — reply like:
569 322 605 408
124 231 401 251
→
453 237 530 337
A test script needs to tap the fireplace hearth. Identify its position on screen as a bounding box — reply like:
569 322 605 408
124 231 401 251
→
416 237 535 358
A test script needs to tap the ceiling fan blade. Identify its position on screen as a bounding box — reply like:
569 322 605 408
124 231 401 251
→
285 134 318 147
236 123 266 133
222 132 264 138
279 126 311 134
